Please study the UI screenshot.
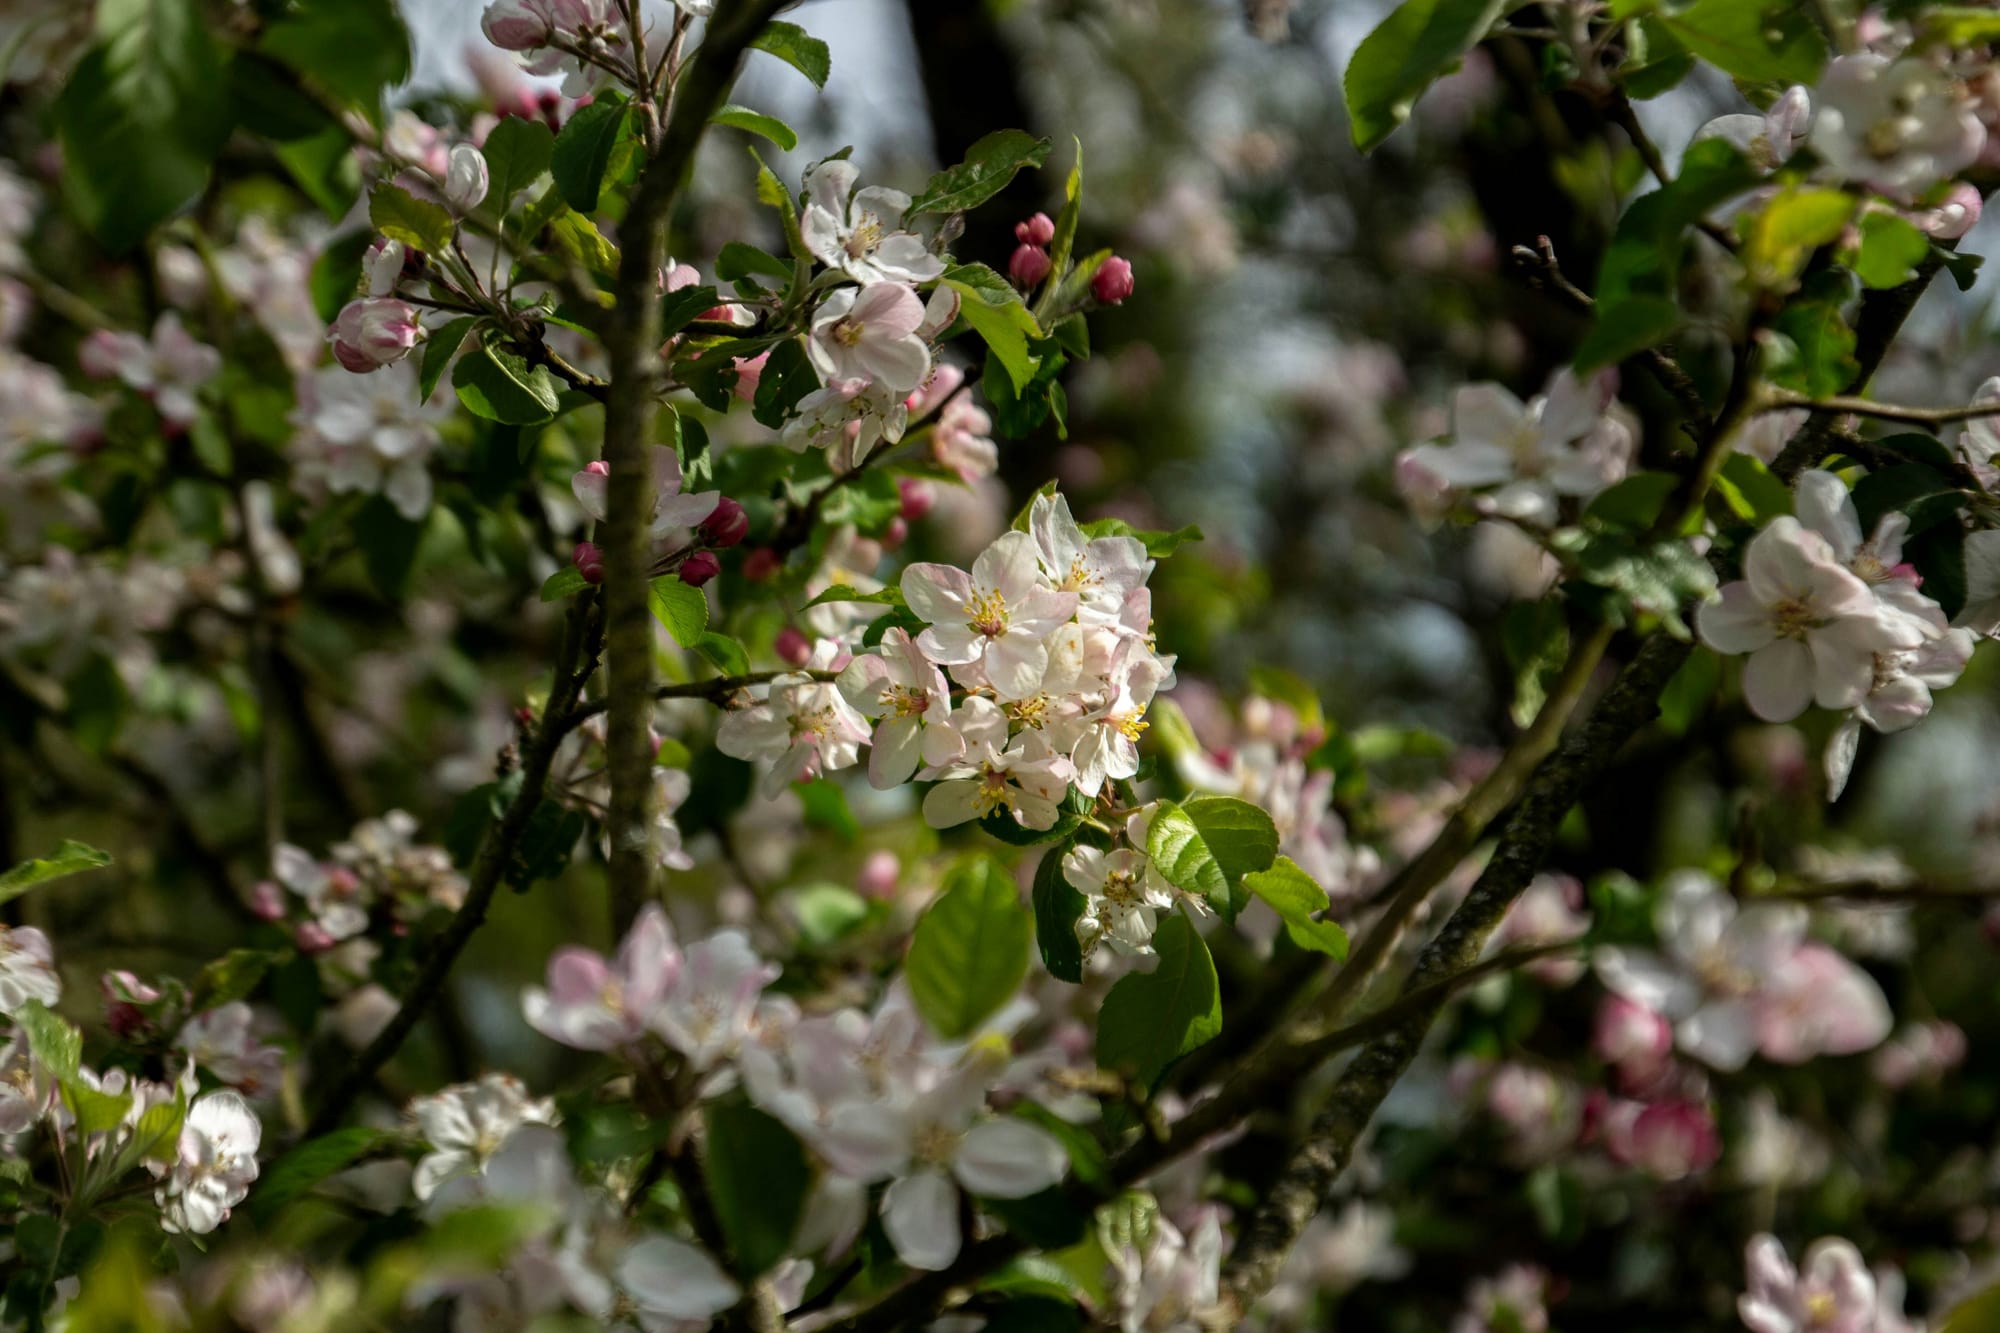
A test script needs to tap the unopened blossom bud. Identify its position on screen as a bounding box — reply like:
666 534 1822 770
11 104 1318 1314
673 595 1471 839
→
679 550 721 587
898 476 935 521
445 144 490 213
363 238 407 298
774 625 812 666
294 921 337 954
573 540 605 584
249 880 288 922
329 298 422 373
1008 243 1052 289
742 546 781 581
1091 255 1135 304
101 971 163 1040
880 516 908 549
732 350 770 403
1014 212 1055 246
481 0 555 50
1594 995 1673 1071
905 363 964 420
1921 182 1983 239
1620 1100 1720 1181
857 849 900 900
699 496 749 548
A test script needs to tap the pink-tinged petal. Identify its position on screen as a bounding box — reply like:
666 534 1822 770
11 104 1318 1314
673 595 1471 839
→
800 207 843 267
1678 998 1758 1070
1793 469 1862 561
805 159 857 218
882 1170 962 1271
868 717 924 789
853 282 925 338
1742 639 1814 722
544 948 611 1004
1593 946 1700 1017
862 333 932 395
1802 561 1882 621
916 624 983 667
618 906 679 1007
1450 382 1529 448
972 530 1042 602
1696 582 1778 654
922 780 987 829
952 1120 1067 1198
1483 480 1559 526
1404 440 1515 489
1011 586 1081 631
1859 676 1932 733
901 563 972 623
1743 517 1825 604
1538 367 1608 442
571 468 607 522
982 633 1050 701
1805 622 1886 711
1736 1298 1797 1333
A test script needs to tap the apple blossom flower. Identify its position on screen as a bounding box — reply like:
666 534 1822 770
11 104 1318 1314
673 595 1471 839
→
903 531 1079 699
616 1234 742 1327
1396 368 1632 526
1453 1264 1550 1333
292 359 450 520
932 387 999 481
77 311 221 427
1793 469 1944 642
156 1090 263 1235
1092 254 1136 304
1065 843 1176 957
174 1003 285 1097
0 925 59 1015
1812 54 1985 199
649 928 780 1072
1593 994 1674 1089
1109 1210 1225 1333
808 283 932 394
1694 85 1812 171
1029 492 1153 628
363 237 407 297
1754 942 1893 1063
781 376 909 473
1918 180 1983 238
524 903 677 1051
1062 637 1176 798
1871 1019 1967 1088
919 696 1076 830
273 842 367 942
837 627 954 788
443 143 489 213
1695 515 1925 723
570 447 720 541
328 297 423 373
801 160 943 286
408 1073 558 1202
1601 1097 1720 1181
1737 1234 1880 1333
715 639 871 798
1823 626 1976 798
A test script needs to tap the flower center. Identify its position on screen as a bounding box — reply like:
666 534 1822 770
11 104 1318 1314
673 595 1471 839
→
1117 710 1150 742
883 685 929 718
971 765 1013 816
1769 595 1822 641
1062 556 1094 593
833 318 866 348
845 215 885 259
913 1121 957 1167
1102 869 1140 906
965 588 1009 638
1007 694 1051 728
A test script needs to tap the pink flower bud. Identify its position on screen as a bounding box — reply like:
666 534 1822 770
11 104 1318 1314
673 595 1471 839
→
295 921 337 954
326 866 360 898
573 540 605 584
363 237 407 297
1008 244 1052 289
1091 255 1135 305
1594 995 1673 1069
445 143 490 213
775 625 812 666
249 880 288 922
898 476 935 520
1620 1100 1720 1181
329 298 422 372
699 496 749 548
1922 183 1983 239
481 0 555 50
905 362 965 420
742 547 781 581
732 350 771 403
679 550 721 587
1014 212 1056 246
857 849 900 899
880 516 908 549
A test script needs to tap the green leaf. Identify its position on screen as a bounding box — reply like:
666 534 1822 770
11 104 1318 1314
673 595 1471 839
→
907 130 1054 216
788 883 871 947
1852 211 1930 290
1768 277 1859 399
749 21 831 89
906 857 1033 1039
276 124 362 218
551 97 632 213
1852 463 1966 538
694 632 750 676
191 948 277 1009
257 0 409 112
648 576 710 647
1144 796 1279 918
1242 857 1349 959
250 1127 394 1223
716 241 793 286
704 1102 811 1276
16 1001 82 1081
1654 0 1824 85
1941 1283 2000 1333
0 840 111 906
1040 140 1085 323
748 145 809 260
1712 451 1793 525
1574 296 1680 373
1743 188 1856 291
540 566 591 601
1584 471 1680 531
61 1078 132 1135
481 115 555 213
801 583 904 610
750 337 820 431
419 317 477 404
819 468 903 534
712 104 798 151
1095 914 1221 1091
454 337 561 424
1656 644 1720 735
1031 843 1087 984
1075 517 1204 558
1555 528 1717 637
1594 138 1762 309
1501 599 1569 730
1343 0 1506 152
308 229 374 323
55 0 234 253
355 495 429 599
369 182 457 254
944 263 1044 394
661 283 723 340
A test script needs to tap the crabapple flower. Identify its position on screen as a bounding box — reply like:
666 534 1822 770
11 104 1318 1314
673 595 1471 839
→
1737 1235 1880 1333
1397 368 1631 526
364 237 406 296
1823 627 1975 798
1695 516 1924 723
1812 54 1985 199
78 312 221 427
409 1073 558 1202
808 283 932 394
616 1234 742 1327
781 376 908 473
1602 1097 1721 1181
444 143 489 213
1918 180 1983 238
328 297 423 373
649 929 780 1072
715 639 871 798
1029 492 1153 627
1065 637 1176 797
570 446 720 540
293 360 448 519
273 842 367 942
1109 1210 1225 1333
1694 85 1811 171
836 627 954 788
1454 1265 1550 1333
801 160 944 286
919 696 1076 830
0 925 59 1014
156 1091 263 1235
174 1003 285 1097
524 903 676 1051
902 531 1079 699
1593 994 1674 1090
1793 470 1944 642
1065 843 1176 957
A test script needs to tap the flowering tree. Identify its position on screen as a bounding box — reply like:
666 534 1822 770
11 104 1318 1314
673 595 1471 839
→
6 0 2000 1330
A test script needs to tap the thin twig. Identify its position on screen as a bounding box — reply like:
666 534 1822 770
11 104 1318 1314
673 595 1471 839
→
1763 389 2000 427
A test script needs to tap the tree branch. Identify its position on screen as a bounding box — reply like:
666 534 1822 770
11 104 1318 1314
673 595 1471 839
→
1763 388 2000 427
